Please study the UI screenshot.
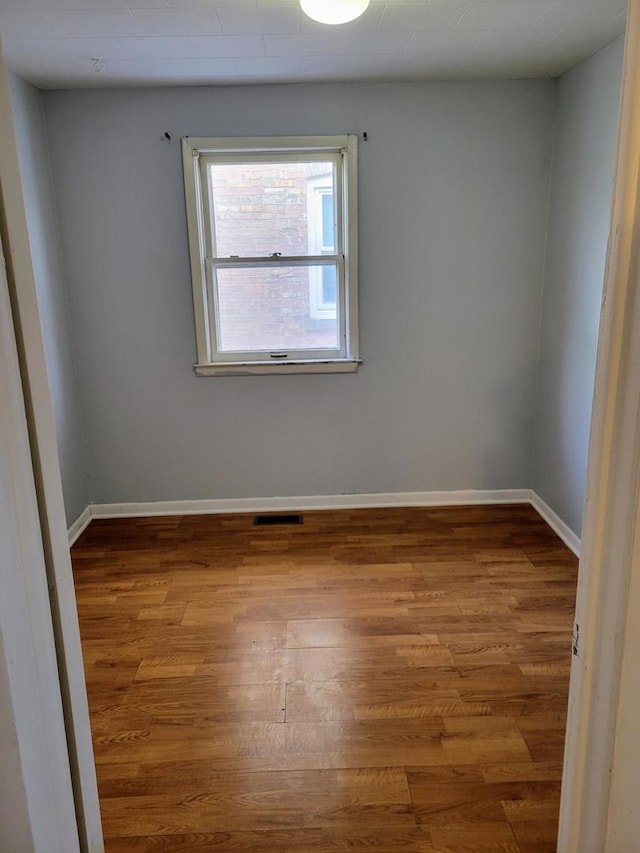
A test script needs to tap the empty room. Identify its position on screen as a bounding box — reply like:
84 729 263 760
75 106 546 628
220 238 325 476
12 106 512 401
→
1 1 639 852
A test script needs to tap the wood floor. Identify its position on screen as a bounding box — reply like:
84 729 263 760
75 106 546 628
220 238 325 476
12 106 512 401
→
71 505 578 853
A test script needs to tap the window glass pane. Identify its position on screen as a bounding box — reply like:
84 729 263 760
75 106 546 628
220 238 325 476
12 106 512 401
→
321 193 335 250
321 265 337 305
209 161 335 258
215 265 339 352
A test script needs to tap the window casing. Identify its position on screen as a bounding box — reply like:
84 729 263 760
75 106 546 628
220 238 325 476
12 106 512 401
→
182 135 360 375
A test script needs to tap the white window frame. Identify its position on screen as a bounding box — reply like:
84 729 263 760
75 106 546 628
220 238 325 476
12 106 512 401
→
182 135 360 376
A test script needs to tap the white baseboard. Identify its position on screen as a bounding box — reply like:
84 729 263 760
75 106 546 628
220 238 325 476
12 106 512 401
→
67 505 92 546
88 489 533 519
70 488 581 557
530 492 581 557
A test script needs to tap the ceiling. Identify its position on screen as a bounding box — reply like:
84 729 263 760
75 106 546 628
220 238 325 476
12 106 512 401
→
0 0 627 90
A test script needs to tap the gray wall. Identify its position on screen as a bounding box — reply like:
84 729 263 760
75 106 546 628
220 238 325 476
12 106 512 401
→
8 74 89 526
532 37 624 537
44 80 554 504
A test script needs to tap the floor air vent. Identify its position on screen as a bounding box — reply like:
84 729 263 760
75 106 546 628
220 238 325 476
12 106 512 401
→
254 514 303 526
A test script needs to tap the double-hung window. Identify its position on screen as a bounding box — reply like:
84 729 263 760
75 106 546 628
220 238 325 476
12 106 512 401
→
182 135 359 375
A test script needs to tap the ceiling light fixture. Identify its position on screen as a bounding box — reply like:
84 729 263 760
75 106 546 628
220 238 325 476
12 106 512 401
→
300 0 370 25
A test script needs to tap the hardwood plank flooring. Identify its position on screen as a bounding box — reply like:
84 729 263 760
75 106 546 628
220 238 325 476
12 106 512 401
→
71 505 578 852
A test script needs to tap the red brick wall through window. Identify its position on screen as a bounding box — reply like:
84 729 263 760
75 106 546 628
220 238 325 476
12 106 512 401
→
210 161 338 352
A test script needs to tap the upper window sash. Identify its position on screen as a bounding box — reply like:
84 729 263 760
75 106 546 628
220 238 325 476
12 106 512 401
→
199 150 344 264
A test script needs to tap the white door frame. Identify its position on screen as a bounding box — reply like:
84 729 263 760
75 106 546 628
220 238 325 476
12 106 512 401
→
557 1 640 849
0 217 80 853
0 47 104 853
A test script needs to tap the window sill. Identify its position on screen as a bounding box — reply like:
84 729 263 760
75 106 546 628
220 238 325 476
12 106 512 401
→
194 359 361 376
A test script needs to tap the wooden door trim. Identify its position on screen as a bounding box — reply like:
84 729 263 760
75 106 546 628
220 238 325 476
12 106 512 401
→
558 4 640 850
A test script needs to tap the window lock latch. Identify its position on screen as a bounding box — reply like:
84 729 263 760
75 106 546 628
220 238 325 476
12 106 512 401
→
271 252 282 257
270 352 288 359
